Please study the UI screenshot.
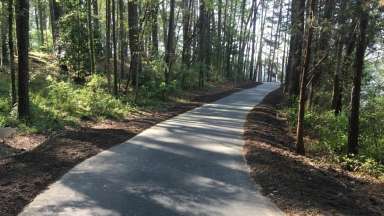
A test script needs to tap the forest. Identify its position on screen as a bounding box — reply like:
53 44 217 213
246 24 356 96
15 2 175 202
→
0 0 383 215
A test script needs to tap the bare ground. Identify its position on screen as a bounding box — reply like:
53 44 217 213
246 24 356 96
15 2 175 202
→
244 88 384 216
0 81 259 216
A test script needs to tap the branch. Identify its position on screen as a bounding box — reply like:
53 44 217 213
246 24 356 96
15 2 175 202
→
306 55 328 87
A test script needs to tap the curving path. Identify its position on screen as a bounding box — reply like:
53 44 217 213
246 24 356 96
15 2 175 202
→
20 83 283 216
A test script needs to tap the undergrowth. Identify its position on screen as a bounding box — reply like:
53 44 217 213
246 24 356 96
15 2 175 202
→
0 74 136 133
282 98 384 178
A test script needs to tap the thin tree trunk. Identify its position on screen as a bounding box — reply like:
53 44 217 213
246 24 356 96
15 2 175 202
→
296 0 316 155
255 2 267 82
105 0 111 89
38 0 45 46
249 0 259 81
151 0 159 57
112 0 118 95
87 0 95 74
119 0 126 85
8 0 16 106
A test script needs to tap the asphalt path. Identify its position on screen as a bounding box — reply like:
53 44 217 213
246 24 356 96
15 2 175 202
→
20 83 283 216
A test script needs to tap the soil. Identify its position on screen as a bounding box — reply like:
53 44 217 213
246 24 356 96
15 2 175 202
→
244 88 384 216
0 81 259 216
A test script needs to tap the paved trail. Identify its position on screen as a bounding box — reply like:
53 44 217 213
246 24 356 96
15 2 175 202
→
20 83 283 216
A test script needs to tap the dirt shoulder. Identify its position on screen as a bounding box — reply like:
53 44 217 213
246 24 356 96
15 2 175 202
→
0 81 259 216
244 88 384 216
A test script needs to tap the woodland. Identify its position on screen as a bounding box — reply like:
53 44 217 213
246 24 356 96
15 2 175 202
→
0 0 383 215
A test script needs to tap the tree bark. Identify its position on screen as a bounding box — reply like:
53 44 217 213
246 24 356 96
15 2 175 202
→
87 0 95 74
49 0 61 53
296 0 316 155
165 0 176 84
105 0 111 89
112 0 118 95
151 0 159 57
16 0 30 119
37 0 45 46
128 0 141 98
8 0 16 106
286 0 305 96
347 0 369 155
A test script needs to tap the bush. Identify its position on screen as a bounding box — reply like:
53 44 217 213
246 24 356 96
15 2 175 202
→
39 75 135 120
140 80 180 100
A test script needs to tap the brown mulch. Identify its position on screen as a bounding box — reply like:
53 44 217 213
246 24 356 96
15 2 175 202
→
244 88 384 216
0 81 259 216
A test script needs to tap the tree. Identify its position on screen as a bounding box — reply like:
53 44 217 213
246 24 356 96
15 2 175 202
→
37 0 45 46
128 0 141 99
165 0 176 84
119 0 126 86
285 0 305 96
49 0 61 53
347 0 369 154
198 0 209 88
112 0 118 95
296 0 316 155
151 0 159 57
105 0 111 88
8 0 16 106
16 0 30 119
87 0 96 74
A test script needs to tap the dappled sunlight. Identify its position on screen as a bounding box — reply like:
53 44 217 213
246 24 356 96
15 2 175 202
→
20 84 282 216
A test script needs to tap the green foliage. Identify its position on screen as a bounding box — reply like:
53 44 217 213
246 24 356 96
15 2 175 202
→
59 10 90 76
0 74 136 133
360 95 384 163
337 154 384 177
39 75 135 120
140 80 179 101
283 95 384 176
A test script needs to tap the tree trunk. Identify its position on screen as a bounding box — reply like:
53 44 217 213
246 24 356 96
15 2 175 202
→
347 0 369 155
255 1 267 82
182 0 192 67
249 0 259 81
151 0 159 57
286 0 305 96
165 0 176 84
119 0 126 84
16 0 30 119
112 0 118 95
296 0 316 155
105 0 111 89
8 0 16 106
87 0 95 74
49 0 61 53
128 0 141 97
1 3 9 67
198 0 209 87
92 0 103 57
37 0 45 46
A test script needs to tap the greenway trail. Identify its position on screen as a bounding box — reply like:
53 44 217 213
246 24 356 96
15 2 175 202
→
20 83 283 216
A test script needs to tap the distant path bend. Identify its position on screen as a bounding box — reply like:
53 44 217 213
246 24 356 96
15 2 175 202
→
20 83 283 216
